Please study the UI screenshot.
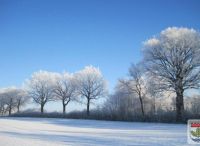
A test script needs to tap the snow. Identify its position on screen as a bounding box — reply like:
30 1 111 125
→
0 117 189 146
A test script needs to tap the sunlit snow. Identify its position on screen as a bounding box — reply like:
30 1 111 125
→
0 117 189 146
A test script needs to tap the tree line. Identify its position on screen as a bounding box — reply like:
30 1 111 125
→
1 27 200 123
0 66 107 116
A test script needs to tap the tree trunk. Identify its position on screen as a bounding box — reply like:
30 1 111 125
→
17 100 21 113
17 105 20 113
153 97 156 115
176 87 184 122
139 92 145 118
9 106 12 116
41 104 44 114
87 98 90 116
63 102 66 114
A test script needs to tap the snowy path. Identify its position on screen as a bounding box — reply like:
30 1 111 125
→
0 117 189 146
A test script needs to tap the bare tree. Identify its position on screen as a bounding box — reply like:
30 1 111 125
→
0 88 29 115
75 66 107 116
119 64 146 118
143 27 200 122
54 72 77 114
26 71 58 114
103 89 135 121
15 90 29 113
0 88 19 115
188 95 200 116
145 76 167 116
0 96 7 115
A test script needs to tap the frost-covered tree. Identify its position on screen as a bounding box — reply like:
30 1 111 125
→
26 71 59 113
15 90 29 113
0 88 19 115
54 72 77 114
119 64 147 117
103 86 135 120
0 93 8 115
75 66 107 116
188 95 200 116
0 88 29 115
143 27 200 122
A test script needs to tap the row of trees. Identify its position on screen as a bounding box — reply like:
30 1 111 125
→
1 27 200 123
0 88 28 115
110 27 200 122
0 66 107 116
102 85 200 122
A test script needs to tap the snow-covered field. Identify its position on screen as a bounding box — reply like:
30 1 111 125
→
0 117 189 146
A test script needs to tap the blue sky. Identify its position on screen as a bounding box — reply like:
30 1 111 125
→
0 0 200 111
